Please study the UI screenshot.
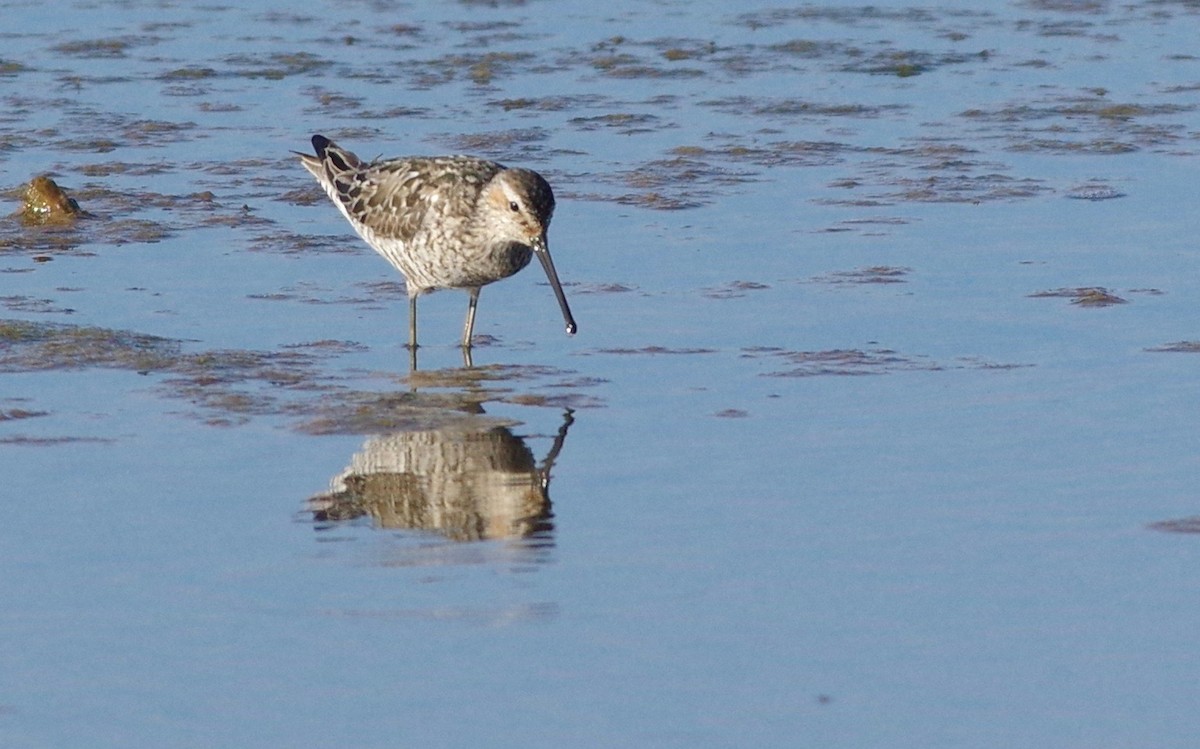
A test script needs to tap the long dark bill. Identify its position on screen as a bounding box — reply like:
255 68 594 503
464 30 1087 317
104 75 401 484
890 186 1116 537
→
533 235 577 336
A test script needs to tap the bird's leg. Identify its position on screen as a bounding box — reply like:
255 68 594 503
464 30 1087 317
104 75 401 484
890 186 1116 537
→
461 288 480 349
461 346 474 369
407 294 419 351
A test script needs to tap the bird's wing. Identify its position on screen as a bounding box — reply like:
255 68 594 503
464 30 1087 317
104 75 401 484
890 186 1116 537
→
344 160 464 242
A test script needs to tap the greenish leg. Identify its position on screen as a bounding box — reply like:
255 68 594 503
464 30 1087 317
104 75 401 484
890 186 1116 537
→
462 288 480 349
407 294 418 350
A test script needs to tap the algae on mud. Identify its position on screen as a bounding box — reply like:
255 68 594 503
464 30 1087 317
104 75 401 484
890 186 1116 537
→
17 176 85 226
0 318 601 433
812 266 911 284
1028 287 1129 306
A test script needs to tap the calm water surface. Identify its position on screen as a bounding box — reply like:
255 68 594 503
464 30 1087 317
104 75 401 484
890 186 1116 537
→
3 1 1200 747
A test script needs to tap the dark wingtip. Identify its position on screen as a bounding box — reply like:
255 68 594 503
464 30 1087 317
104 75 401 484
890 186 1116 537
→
311 134 331 155
565 322 577 336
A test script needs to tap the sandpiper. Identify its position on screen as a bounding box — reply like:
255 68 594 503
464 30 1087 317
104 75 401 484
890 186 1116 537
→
298 135 577 352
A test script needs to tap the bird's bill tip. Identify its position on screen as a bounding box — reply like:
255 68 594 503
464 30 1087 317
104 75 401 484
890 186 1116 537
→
532 238 577 337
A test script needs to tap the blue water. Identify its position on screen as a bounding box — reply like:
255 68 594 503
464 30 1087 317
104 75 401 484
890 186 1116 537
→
3 1 1200 747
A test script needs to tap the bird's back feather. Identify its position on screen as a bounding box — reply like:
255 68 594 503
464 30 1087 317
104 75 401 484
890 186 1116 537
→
302 135 503 245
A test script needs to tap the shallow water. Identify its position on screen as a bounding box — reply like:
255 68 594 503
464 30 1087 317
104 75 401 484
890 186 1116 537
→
4 1 1200 747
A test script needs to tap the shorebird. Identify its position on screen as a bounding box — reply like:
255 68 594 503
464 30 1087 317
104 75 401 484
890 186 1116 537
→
298 135 577 353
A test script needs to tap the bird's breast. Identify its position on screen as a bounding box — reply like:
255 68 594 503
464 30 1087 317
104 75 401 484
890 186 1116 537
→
458 240 533 287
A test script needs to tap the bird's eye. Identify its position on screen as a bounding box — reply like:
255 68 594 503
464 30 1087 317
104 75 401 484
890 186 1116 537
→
508 201 520 212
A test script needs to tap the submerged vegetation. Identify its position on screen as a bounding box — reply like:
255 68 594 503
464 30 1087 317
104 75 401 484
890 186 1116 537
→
0 318 600 433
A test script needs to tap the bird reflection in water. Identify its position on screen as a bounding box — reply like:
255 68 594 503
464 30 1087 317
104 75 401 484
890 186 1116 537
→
307 410 574 545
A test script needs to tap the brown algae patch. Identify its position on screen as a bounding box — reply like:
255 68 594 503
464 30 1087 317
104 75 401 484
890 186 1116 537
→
840 49 988 77
1028 287 1128 306
750 348 940 377
158 66 220 81
246 231 358 257
578 27 990 81
430 128 549 159
820 216 914 234
568 113 666 135
741 347 1027 377
767 39 843 59
813 139 1052 207
407 50 537 89
1009 139 1138 155
822 170 1050 205
0 319 320 425
0 59 28 75
1146 342 1200 353
222 51 328 79
733 7 944 28
812 266 910 284
570 283 639 295
582 38 705 80
0 407 48 421
488 95 607 113
51 37 144 59
1 296 75 314
0 319 181 371
714 408 749 418
701 97 906 121
580 152 758 210
593 346 719 356
78 162 174 178
670 139 851 169
703 281 771 299
3 174 272 255
1147 516 1200 534
0 319 603 431
464 52 536 86
0 435 116 446
960 95 1195 152
282 339 370 355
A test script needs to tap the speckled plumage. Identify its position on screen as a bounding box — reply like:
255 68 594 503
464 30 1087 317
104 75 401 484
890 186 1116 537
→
298 134 577 351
